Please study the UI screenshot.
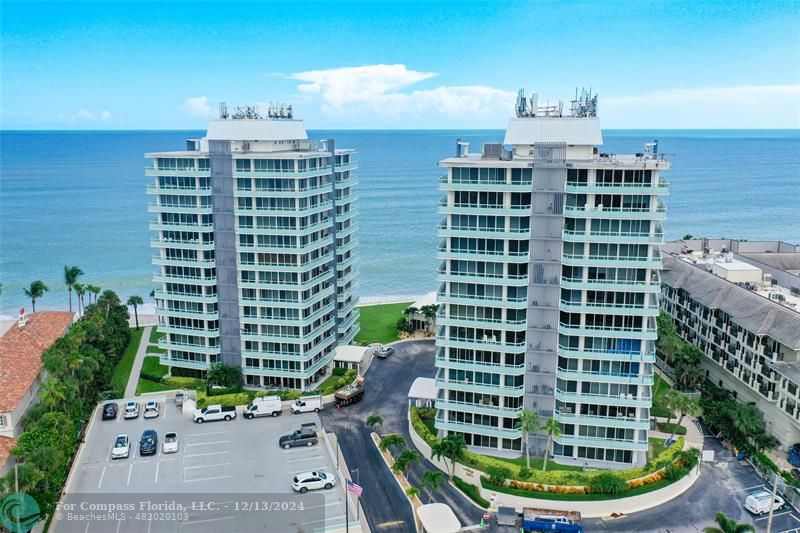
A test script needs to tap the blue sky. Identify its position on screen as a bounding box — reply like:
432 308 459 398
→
2 1 799 129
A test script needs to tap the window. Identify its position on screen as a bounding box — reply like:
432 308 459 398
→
0 415 5 427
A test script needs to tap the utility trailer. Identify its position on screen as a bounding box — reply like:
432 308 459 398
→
335 376 365 406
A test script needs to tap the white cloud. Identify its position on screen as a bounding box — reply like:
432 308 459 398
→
56 109 112 122
289 64 515 127
180 96 214 118
602 85 800 128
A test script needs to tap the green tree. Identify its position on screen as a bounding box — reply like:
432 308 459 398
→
663 389 682 425
23 280 49 313
379 434 406 453
366 415 384 429
518 408 540 469
668 394 702 442
127 295 144 329
420 304 439 333
485 465 511 485
683 234 694 241
405 486 420 499
87 284 101 305
402 306 419 329
420 470 445 503
74 283 86 315
40 378 66 412
392 449 420 475
63 265 84 312
206 362 243 388
703 511 755 533
431 434 467 477
541 417 562 472
732 403 765 446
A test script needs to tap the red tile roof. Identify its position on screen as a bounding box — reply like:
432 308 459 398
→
0 436 17 469
0 311 74 413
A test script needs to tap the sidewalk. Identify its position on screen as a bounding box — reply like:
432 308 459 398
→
125 325 151 397
653 415 704 450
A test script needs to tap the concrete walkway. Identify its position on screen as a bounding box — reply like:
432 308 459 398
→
652 415 704 450
125 325 152 397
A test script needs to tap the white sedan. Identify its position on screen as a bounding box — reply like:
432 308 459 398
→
123 401 139 419
143 400 159 419
162 432 179 454
111 434 130 459
292 471 335 493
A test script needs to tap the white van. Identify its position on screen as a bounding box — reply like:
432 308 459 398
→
290 395 323 414
244 396 282 419
744 489 785 515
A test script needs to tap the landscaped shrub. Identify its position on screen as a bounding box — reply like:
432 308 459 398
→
258 389 301 401
453 476 489 508
196 390 255 408
410 406 437 445
657 422 687 435
485 466 512 486
587 472 627 494
518 467 532 481
207 384 244 396
332 367 347 376
161 376 203 389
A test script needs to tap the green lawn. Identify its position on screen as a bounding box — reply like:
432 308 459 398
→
111 328 144 394
652 374 673 418
311 370 357 395
141 355 169 379
472 451 585 472
136 378 177 394
149 327 165 345
354 301 413 345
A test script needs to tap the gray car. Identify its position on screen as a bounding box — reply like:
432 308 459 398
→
279 428 318 449
375 346 394 358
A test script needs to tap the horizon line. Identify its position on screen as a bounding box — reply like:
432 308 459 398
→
2 127 799 133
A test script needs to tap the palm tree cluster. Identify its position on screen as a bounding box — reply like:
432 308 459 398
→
54 265 102 316
519 409 562 471
703 511 755 533
431 433 467 477
399 303 440 334
702 383 779 453
662 390 702 439
0 290 131 516
656 313 704 391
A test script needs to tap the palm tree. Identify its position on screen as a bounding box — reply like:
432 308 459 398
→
405 486 420 499
392 449 421 475
703 511 755 533
23 280 49 313
63 265 84 312
403 306 419 329
432 433 467 477
420 470 445 503
420 304 439 333
40 378 66 412
519 408 540 469
74 283 86 315
366 415 384 429
668 395 702 441
127 295 144 329
663 389 682 425
541 417 562 472
379 434 406 453
87 284 101 305
207 362 243 387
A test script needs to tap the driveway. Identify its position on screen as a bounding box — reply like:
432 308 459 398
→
321 340 486 532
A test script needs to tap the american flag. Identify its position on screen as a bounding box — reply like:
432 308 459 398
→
346 480 363 496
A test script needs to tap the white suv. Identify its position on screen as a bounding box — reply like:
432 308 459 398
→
143 400 159 419
123 401 139 419
292 471 335 493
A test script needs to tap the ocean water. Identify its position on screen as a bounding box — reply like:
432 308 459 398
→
0 129 798 317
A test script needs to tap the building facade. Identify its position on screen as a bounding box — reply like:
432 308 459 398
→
660 239 800 448
435 90 669 467
147 105 359 390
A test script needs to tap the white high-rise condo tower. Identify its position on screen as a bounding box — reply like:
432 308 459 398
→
435 90 669 467
147 103 359 390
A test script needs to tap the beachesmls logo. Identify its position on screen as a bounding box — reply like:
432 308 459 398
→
1 492 40 533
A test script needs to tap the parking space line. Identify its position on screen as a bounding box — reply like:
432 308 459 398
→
290 466 330 475
186 431 229 438
755 511 792 521
182 474 233 483
286 455 323 464
183 451 230 459
733 484 765 492
302 501 345 511
183 462 231 471
116 519 122 533
185 440 230 447
126 464 133 486
302 515 345 526
180 515 234 527
84 520 90 533
155 461 160 483
98 467 106 489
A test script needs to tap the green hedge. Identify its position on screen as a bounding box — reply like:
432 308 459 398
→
140 355 169 382
657 422 688 435
162 376 203 389
410 406 437 445
481 475 680 501
196 389 256 408
453 476 489 508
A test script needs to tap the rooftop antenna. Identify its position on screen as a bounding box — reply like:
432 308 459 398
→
219 102 229 119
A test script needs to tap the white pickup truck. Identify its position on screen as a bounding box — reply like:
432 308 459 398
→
193 404 237 423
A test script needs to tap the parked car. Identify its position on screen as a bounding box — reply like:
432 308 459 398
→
102 402 119 420
791 468 800 481
375 345 394 358
244 396 282 419
290 395 322 414
193 404 237 423
744 489 785 516
123 401 140 419
162 432 179 454
143 400 159 419
279 428 318 449
111 434 130 459
789 443 800 466
139 430 158 456
292 471 335 493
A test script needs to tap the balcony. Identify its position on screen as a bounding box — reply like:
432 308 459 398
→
555 389 651 407
436 398 523 417
554 434 648 451
158 339 220 355
562 229 665 245
435 356 525 374
434 418 521 439
232 166 333 179
435 378 524 395
436 335 526 353
563 202 667 220
554 410 650 430
561 253 662 269
558 323 658 340
559 299 659 316
564 177 669 195
146 166 210 178
148 203 213 215
556 368 654 386
561 277 661 292
151 238 215 251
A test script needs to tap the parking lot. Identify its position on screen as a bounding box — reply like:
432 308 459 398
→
54 394 353 532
